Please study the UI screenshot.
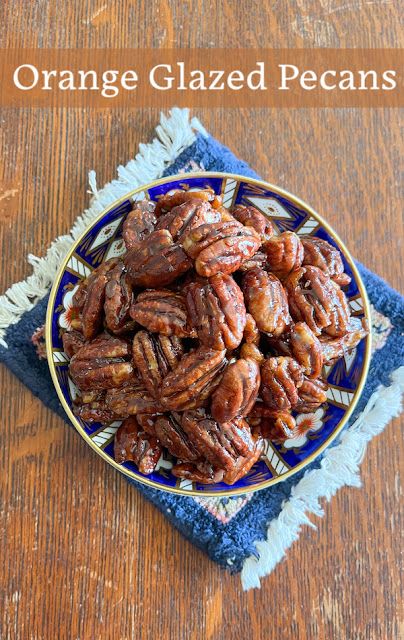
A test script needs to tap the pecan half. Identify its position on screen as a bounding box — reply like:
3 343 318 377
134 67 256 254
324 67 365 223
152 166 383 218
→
231 204 274 242
172 461 225 485
122 201 157 250
81 259 118 340
295 377 328 413
155 188 222 216
243 267 290 336
243 313 260 345
62 330 85 358
259 411 298 442
320 317 368 363
105 381 164 416
160 346 227 411
72 279 88 311
211 358 260 423
114 416 162 474
104 261 135 334
182 221 261 277
240 343 265 364
223 434 264 485
155 199 220 241
289 321 323 379
73 390 121 423
124 229 191 288
261 356 304 410
324 280 351 337
285 266 350 336
240 314 265 363
136 413 163 436
132 330 184 396
238 251 268 272
154 413 199 461
69 333 134 391
130 289 195 337
185 273 246 350
264 231 304 278
181 410 254 469
302 236 351 286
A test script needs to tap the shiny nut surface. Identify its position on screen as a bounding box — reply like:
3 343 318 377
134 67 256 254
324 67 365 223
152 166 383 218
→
160 346 227 411
182 220 261 277
130 289 195 338
243 267 290 336
185 273 246 350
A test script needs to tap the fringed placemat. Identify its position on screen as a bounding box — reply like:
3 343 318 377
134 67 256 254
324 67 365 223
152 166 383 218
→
1 109 402 589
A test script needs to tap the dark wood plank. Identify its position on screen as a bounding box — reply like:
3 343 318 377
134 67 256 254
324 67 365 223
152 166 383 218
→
1 2 403 638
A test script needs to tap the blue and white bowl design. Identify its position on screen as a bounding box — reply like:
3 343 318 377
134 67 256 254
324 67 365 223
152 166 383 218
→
46 173 371 496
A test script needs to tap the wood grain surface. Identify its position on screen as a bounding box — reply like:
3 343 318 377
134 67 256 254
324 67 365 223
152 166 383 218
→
1 2 403 639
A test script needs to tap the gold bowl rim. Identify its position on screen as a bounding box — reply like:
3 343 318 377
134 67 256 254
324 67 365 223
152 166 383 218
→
46 171 372 497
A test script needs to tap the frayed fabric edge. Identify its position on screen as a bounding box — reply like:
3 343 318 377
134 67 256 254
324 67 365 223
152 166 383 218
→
0 108 206 348
241 365 404 590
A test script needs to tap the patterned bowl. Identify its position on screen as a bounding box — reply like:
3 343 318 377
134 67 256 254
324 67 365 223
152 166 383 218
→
46 172 371 497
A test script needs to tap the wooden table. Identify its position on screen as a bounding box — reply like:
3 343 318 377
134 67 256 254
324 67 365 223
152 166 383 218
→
1 2 402 638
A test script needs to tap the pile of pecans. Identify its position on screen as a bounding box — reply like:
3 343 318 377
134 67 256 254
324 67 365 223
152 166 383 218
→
62 188 368 485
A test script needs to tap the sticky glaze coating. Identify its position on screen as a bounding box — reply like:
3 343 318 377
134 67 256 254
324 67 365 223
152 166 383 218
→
63 189 368 483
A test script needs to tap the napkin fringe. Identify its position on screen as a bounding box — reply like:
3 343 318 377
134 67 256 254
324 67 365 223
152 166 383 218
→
241 365 404 590
0 108 206 347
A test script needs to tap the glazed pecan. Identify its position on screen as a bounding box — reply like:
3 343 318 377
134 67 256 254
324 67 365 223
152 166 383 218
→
182 221 261 277
289 321 323 379
238 251 267 272
81 259 118 340
155 188 222 216
155 199 220 241
105 381 164 416
124 229 191 288
185 273 246 350
114 416 162 474
69 333 134 391
259 411 298 442
243 313 260 345
172 461 225 485
320 317 369 363
72 279 88 311
130 289 195 338
73 390 121 423
261 356 304 410
104 261 135 334
181 410 255 470
62 330 85 358
160 346 227 411
295 377 328 413
231 204 274 243
223 434 264 485
211 358 260 423
240 343 265 364
324 280 351 337
154 413 199 462
122 200 157 250
240 314 265 363
285 266 350 337
302 236 351 286
132 330 184 396
264 231 304 278
242 268 290 336
217 206 237 223
136 413 162 436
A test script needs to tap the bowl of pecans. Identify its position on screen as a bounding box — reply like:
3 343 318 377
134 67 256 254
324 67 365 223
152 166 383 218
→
46 173 371 496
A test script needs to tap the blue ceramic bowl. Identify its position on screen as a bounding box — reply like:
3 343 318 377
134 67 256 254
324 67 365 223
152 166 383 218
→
46 172 371 496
